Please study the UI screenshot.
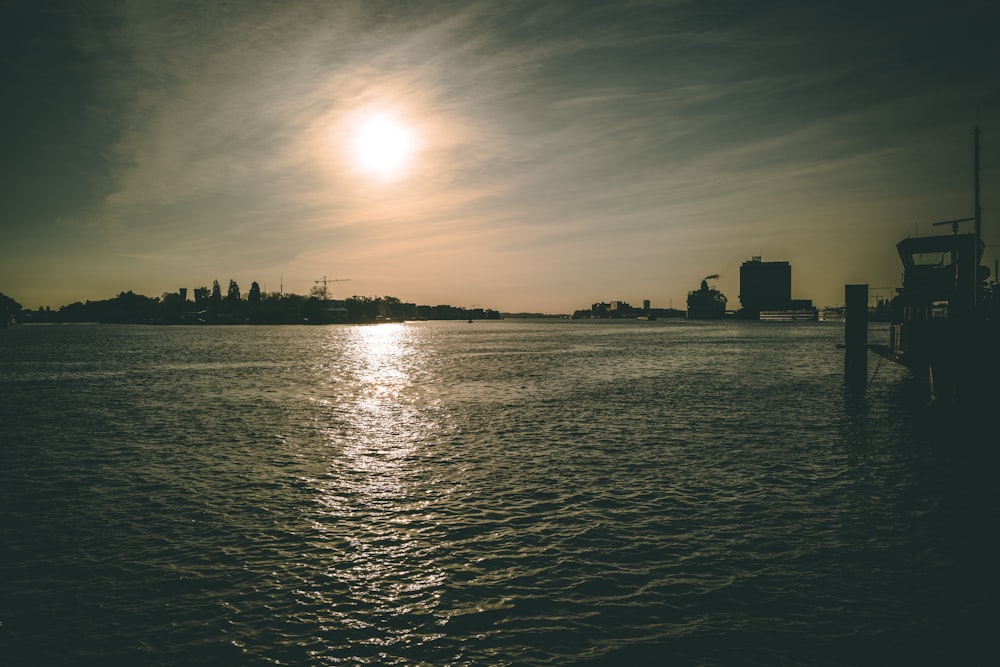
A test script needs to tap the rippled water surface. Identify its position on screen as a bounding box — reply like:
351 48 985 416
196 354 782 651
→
2 321 997 665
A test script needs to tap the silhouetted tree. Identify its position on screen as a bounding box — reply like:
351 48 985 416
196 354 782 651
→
1 292 22 325
160 291 188 322
208 280 222 316
345 295 378 323
58 302 87 321
110 291 159 322
226 279 241 304
53 291 160 323
248 281 261 304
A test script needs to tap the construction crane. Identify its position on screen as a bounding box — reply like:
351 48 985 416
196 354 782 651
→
866 286 893 303
313 275 350 301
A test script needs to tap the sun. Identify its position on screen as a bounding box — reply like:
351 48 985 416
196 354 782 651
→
352 112 416 180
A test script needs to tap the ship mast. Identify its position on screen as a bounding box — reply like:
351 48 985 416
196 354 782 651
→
974 125 982 307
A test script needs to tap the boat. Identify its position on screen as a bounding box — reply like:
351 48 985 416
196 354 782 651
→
819 307 846 322
871 126 999 407
686 275 728 319
758 309 818 322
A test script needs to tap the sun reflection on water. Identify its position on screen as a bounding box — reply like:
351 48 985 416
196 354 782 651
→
356 323 409 392
309 324 449 650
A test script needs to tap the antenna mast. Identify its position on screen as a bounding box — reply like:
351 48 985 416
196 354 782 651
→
974 125 982 307
975 125 981 246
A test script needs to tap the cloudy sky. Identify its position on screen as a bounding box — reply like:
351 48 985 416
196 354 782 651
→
3 0 998 312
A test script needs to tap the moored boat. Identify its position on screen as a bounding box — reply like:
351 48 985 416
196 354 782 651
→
871 126 999 407
759 309 818 322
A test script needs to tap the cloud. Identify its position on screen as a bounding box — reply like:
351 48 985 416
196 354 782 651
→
4 0 997 310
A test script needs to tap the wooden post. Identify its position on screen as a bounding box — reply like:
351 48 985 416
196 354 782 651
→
845 284 868 387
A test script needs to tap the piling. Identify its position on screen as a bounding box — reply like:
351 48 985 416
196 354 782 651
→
845 284 868 386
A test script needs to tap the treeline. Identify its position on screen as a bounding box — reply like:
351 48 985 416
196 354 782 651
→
3 281 500 325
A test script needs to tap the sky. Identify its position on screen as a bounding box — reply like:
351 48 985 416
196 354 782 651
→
3 0 999 313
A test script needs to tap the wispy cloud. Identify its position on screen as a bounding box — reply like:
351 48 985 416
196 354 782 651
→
4 0 997 309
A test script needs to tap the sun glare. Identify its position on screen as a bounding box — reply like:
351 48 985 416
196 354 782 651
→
352 112 416 180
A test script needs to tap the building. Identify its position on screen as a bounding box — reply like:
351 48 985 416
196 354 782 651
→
738 256 816 320
609 300 632 317
738 256 791 316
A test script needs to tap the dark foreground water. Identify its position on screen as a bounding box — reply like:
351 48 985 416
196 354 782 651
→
1 320 997 665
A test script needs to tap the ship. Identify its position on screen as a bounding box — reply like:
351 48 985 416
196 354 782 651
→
686 275 728 319
758 309 819 322
871 126 999 408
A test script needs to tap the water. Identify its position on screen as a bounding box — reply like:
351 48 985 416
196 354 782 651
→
1 320 997 665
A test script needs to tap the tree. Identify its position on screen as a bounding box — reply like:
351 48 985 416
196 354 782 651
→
211 280 222 303
160 291 187 322
1 292 22 325
226 279 241 304
248 281 261 304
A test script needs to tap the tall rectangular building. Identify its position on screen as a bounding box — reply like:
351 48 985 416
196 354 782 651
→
739 256 791 313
